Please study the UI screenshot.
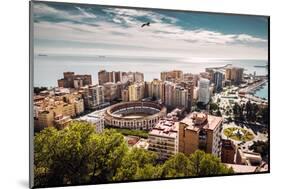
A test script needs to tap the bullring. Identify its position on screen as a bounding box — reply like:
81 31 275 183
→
104 101 167 130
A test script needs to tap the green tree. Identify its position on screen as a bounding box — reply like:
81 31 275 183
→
189 150 205 176
209 102 219 115
34 123 234 187
232 103 240 117
258 107 269 124
34 121 96 186
217 110 222 117
162 153 191 178
89 129 128 183
199 153 233 176
225 110 230 116
135 164 163 180
251 103 259 122
34 122 128 187
233 103 244 121
113 148 159 181
189 150 233 176
34 86 48 94
249 140 269 159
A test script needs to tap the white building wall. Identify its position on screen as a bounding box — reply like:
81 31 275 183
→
198 78 210 104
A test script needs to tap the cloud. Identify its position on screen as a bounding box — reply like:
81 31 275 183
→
33 3 268 60
103 7 178 27
236 34 267 43
33 3 97 23
75 6 97 19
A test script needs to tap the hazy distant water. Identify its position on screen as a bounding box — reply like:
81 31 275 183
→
33 54 268 88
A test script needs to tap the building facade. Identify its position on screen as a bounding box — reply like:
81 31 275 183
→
161 70 183 82
225 67 244 85
221 139 236 163
80 85 105 109
164 81 175 107
57 72 92 88
198 78 210 105
147 79 165 101
236 149 262 166
121 89 129 102
128 82 145 101
163 81 193 111
214 71 224 92
78 113 105 133
178 112 223 157
103 82 118 102
148 109 182 159
98 70 144 85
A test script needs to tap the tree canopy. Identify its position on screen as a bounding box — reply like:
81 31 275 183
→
34 121 233 187
232 101 268 124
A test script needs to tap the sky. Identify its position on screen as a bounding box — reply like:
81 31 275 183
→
33 2 269 61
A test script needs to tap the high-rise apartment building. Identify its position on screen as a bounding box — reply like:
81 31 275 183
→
98 70 122 84
128 82 145 101
161 70 183 82
231 67 244 85
225 68 232 80
130 72 144 83
225 67 244 85
147 79 165 101
180 77 194 112
57 72 92 88
98 70 109 85
103 82 118 102
214 71 224 92
198 78 210 105
116 81 127 100
80 85 105 109
163 81 193 111
178 112 222 157
121 89 129 102
89 85 105 108
174 85 189 108
164 81 175 107
199 72 211 80
98 70 144 85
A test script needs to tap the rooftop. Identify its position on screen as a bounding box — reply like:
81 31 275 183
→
225 164 258 173
237 149 262 166
78 112 103 123
149 109 180 138
134 138 149 149
125 136 140 146
180 112 223 131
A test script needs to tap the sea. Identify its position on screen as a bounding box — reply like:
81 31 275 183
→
253 82 268 100
33 54 268 100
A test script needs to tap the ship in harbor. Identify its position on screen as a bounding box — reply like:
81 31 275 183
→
254 64 268 68
38 54 48 57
